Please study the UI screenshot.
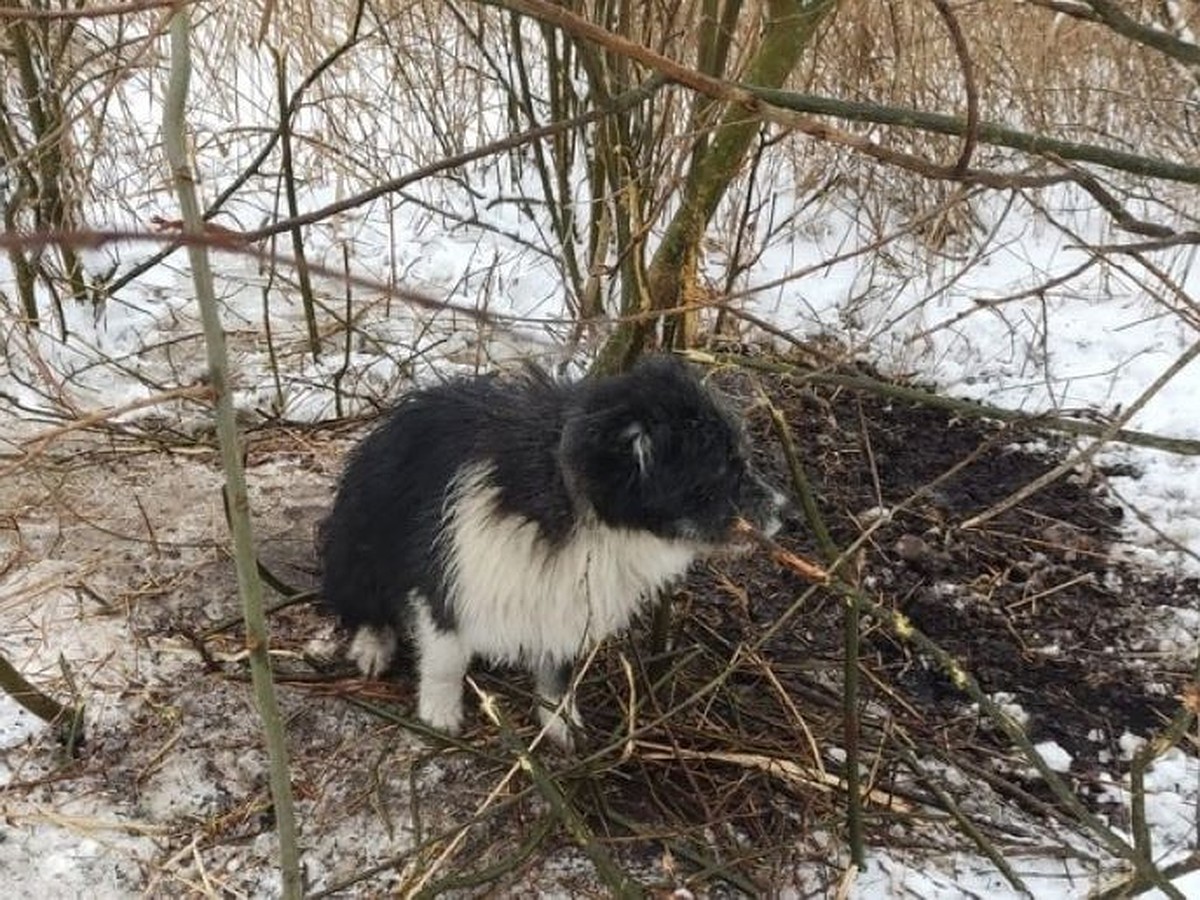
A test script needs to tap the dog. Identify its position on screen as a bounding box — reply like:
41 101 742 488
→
319 355 788 746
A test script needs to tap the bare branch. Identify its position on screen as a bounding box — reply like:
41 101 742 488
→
1080 0 1200 66
930 0 980 174
162 9 301 896
0 0 185 20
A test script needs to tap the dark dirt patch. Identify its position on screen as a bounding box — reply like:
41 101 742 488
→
718 366 1194 762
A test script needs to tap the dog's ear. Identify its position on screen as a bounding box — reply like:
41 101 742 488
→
622 422 653 476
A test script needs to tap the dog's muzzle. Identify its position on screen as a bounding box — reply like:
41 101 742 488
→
739 473 792 539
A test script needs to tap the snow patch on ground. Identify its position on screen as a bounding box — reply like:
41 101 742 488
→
1034 741 1074 775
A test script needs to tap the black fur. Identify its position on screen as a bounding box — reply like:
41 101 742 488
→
320 366 576 632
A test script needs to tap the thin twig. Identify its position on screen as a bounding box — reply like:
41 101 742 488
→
272 48 320 361
474 682 640 898
962 336 1200 529
0 650 84 741
763 393 864 870
162 9 301 897
897 746 1032 897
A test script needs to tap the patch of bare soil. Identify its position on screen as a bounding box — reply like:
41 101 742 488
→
2 359 1195 896
735 369 1192 752
714 365 1193 790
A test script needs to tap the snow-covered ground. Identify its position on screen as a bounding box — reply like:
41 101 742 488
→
2 9 1199 898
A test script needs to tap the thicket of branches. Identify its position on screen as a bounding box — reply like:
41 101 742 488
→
4 0 1199 400
3 0 1200 895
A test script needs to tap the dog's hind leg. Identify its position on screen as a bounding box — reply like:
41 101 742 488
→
349 624 398 677
414 604 471 735
534 659 582 748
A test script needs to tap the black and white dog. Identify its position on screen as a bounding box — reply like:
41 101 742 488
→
319 355 787 745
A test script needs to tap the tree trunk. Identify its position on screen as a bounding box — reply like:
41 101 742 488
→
601 0 838 367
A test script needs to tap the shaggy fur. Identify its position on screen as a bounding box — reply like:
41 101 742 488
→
319 355 787 745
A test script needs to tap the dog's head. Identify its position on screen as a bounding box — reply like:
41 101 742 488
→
560 356 789 545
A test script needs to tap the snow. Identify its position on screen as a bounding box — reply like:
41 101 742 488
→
2 10 1199 900
1120 731 1150 761
1148 871 1200 900
0 696 44 776
852 751 1200 898
983 692 1031 728
1034 741 1074 775
852 849 1093 899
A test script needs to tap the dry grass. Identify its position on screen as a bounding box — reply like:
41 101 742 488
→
818 1 1197 142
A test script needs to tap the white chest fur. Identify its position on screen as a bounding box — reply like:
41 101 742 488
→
441 464 698 665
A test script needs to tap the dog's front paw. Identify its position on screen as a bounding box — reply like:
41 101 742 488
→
418 687 465 736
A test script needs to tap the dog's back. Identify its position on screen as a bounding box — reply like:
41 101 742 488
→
319 368 574 635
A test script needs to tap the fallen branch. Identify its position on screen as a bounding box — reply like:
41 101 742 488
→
2 384 213 478
635 741 911 811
